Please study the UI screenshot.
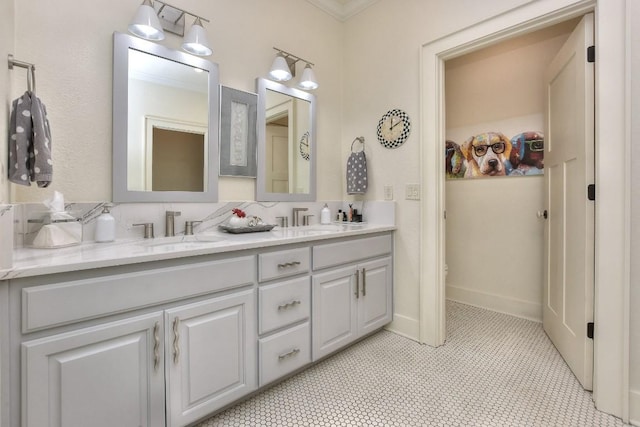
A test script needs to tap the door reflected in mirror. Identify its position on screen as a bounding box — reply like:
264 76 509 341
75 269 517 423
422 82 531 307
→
257 78 316 202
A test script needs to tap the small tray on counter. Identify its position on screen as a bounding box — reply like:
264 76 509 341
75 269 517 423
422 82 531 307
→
218 224 276 234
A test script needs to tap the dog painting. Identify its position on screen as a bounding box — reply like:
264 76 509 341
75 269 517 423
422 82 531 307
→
446 131 544 179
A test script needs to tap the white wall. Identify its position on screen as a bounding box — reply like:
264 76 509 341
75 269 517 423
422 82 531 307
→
444 24 573 321
342 0 533 338
10 0 344 203
0 0 14 204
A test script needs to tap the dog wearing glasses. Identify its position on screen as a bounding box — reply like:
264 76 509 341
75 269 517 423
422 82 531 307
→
508 131 544 176
460 132 512 178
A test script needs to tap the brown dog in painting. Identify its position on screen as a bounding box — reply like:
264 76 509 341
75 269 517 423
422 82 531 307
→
460 132 512 177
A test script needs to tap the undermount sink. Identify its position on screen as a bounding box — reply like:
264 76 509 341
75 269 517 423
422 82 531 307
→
140 235 224 248
294 224 345 234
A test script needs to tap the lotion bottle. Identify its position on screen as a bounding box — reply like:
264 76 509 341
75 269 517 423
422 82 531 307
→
320 204 331 224
95 204 115 243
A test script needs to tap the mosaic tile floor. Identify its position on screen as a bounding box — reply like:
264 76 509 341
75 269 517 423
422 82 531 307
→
197 301 628 427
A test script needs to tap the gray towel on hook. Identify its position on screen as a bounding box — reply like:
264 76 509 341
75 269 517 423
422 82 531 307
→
346 151 368 195
8 91 52 187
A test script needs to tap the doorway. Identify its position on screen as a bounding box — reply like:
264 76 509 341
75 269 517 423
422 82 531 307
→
419 0 630 419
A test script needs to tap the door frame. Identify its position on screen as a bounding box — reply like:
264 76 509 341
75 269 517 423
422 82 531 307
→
419 0 631 420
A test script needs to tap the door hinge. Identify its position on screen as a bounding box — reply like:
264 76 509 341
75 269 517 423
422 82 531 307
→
587 46 595 63
587 322 594 339
587 184 595 201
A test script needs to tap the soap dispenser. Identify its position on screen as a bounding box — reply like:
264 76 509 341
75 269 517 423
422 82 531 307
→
95 204 115 243
320 204 331 225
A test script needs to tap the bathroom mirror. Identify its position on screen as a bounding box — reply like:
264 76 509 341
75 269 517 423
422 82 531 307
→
256 78 316 202
112 32 219 202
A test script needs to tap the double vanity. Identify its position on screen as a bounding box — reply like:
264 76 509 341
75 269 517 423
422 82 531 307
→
0 223 394 427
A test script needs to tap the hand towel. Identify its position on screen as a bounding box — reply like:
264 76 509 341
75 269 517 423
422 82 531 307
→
30 95 53 187
8 91 53 187
346 151 368 195
9 92 33 186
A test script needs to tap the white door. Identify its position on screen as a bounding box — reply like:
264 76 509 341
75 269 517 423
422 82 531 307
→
265 124 289 193
543 13 595 390
22 313 165 427
165 290 256 427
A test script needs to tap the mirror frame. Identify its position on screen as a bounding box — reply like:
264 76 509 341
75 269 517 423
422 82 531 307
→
112 32 219 202
256 78 316 202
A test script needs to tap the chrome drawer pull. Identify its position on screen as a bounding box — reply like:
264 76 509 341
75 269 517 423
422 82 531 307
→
277 261 302 269
278 348 301 360
277 300 302 311
362 267 366 296
153 321 160 372
172 317 180 365
354 270 360 299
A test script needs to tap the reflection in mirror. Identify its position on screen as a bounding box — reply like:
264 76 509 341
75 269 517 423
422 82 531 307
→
113 32 219 202
256 78 316 202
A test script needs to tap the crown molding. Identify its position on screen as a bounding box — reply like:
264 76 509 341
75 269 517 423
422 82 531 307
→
306 0 379 21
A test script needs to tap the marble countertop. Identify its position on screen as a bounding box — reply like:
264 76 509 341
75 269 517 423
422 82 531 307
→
2 223 395 280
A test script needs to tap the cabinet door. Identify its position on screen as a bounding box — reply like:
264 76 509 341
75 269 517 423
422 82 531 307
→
165 289 256 427
358 257 393 337
22 312 165 427
312 266 358 361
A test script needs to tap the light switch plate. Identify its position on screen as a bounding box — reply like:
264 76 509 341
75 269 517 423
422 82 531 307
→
406 183 420 200
384 185 393 201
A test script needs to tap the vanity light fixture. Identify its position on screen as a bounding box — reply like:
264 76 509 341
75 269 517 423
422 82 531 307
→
269 47 318 90
128 0 165 41
181 17 213 56
128 0 213 56
298 63 319 90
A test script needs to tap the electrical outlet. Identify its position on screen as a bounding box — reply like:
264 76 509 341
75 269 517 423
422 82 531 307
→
384 185 394 201
406 183 420 200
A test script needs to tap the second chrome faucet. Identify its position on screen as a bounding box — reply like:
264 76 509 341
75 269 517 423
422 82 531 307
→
165 211 181 237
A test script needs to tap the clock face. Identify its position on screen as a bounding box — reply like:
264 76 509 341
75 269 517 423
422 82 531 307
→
299 131 310 161
377 109 411 149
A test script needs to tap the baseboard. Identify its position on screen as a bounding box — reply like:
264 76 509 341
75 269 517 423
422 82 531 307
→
386 313 420 342
446 284 542 322
630 389 640 426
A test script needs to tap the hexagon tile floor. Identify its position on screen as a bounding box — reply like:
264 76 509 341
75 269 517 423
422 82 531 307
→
197 301 629 427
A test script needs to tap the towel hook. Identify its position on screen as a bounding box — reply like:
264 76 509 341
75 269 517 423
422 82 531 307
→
351 136 365 153
8 54 36 94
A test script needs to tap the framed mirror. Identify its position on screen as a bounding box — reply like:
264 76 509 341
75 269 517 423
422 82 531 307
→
112 32 219 202
256 78 316 202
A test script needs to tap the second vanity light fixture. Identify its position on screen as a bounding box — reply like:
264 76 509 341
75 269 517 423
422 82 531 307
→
269 47 318 90
128 0 213 56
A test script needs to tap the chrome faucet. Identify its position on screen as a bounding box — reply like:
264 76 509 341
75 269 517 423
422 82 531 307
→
292 208 308 227
165 211 181 237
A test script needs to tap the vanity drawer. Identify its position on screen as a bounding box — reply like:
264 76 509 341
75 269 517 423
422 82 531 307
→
259 276 310 335
312 234 392 270
258 247 310 282
21 256 255 333
259 322 311 386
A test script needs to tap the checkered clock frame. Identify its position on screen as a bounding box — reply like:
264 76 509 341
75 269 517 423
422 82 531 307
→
377 109 411 149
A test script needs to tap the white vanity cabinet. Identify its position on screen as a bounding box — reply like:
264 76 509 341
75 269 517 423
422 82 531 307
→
257 247 312 387
311 235 393 361
165 290 256 427
22 312 166 427
13 254 257 427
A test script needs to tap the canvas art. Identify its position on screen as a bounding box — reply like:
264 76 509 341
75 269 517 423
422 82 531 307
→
446 131 544 179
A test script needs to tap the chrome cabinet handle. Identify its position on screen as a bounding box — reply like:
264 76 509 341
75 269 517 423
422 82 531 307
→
277 261 301 269
153 321 160 372
362 267 366 296
278 348 300 360
172 317 180 365
355 270 360 299
277 300 302 310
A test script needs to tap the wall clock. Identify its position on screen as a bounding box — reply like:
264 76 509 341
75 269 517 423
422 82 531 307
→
376 109 411 149
299 131 310 161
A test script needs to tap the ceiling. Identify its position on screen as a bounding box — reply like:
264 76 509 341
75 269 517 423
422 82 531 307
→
305 0 379 21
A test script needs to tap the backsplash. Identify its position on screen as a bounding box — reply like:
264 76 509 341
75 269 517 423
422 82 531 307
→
11 200 395 249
